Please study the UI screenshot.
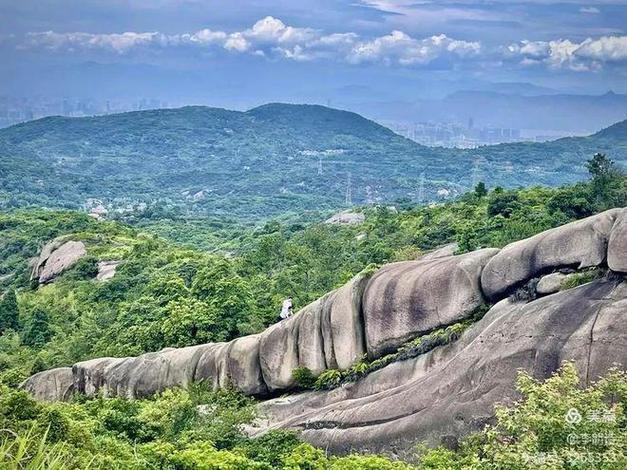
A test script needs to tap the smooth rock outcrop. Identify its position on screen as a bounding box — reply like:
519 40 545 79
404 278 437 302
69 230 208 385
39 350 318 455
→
481 209 621 300
609 208 627 273
252 280 627 455
325 211 365 225
259 273 370 391
97 261 120 281
31 238 87 283
21 367 74 402
536 272 570 295
363 248 498 357
70 339 268 399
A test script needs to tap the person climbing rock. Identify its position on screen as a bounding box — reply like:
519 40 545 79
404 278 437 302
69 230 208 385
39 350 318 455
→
280 297 293 320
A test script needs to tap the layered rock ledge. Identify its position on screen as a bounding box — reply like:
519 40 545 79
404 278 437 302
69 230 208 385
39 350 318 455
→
21 208 627 452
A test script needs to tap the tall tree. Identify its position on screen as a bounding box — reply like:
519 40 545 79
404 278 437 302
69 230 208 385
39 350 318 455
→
22 307 53 347
586 153 626 209
0 289 20 333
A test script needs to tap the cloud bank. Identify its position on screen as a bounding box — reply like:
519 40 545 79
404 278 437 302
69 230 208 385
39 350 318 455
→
20 16 627 72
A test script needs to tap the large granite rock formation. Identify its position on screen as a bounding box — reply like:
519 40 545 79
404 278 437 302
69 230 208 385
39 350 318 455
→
251 280 626 455
31 237 87 283
21 208 627 454
362 248 498 357
481 208 621 300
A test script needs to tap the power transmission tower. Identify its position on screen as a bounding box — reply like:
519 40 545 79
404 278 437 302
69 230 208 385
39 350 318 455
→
345 172 352 206
418 172 425 205
471 158 481 189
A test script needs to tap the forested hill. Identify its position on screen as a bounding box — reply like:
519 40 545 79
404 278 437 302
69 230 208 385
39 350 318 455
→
0 104 625 220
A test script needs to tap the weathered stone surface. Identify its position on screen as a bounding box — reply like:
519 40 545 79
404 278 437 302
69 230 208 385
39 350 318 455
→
97 260 120 281
481 209 621 301
420 242 459 261
323 272 370 370
362 248 498 357
21 367 74 402
252 280 627 456
609 208 627 273
325 211 365 225
226 335 267 395
19 207 627 457
536 272 569 295
68 337 265 399
259 273 371 391
31 238 87 283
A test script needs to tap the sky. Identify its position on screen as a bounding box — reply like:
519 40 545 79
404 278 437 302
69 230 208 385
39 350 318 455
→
2 0 627 109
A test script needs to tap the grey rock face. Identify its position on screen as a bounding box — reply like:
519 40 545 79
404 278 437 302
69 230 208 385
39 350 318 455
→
252 280 627 456
324 211 365 225
97 261 120 281
259 273 370 391
31 238 87 283
363 248 498 357
536 272 569 295
21 367 74 402
609 208 627 273
481 209 621 301
420 242 459 261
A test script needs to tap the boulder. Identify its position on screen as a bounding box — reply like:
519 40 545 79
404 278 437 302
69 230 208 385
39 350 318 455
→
362 248 498 357
322 272 370 370
536 272 568 295
481 209 621 301
325 211 365 225
32 239 87 283
609 208 627 273
20 367 74 402
252 280 627 456
97 261 120 281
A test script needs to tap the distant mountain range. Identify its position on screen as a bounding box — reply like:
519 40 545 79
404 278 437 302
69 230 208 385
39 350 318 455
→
350 91 627 133
0 104 625 220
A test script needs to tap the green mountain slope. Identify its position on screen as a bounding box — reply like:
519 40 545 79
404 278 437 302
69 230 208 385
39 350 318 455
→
0 104 625 220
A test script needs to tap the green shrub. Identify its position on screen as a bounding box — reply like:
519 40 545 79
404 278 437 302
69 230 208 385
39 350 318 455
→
418 362 627 468
314 369 342 390
292 367 317 389
561 268 603 290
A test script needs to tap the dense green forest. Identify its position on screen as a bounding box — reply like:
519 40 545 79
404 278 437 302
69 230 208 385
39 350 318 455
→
0 104 626 221
0 154 625 468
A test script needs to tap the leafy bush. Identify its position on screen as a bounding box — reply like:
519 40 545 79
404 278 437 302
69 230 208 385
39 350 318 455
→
418 362 627 468
292 367 317 389
314 369 343 390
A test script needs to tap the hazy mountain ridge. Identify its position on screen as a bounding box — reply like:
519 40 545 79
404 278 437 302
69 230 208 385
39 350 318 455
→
354 91 627 133
0 104 625 220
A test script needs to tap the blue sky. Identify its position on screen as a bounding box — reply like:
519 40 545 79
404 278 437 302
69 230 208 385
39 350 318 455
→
2 0 627 107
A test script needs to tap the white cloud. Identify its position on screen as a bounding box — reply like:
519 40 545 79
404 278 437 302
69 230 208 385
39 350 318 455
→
580 6 601 14
24 31 168 54
346 31 480 65
575 36 627 62
506 35 627 71
19 16 627 73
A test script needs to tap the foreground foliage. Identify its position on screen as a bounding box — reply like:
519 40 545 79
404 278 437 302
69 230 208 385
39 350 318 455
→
0 363 625 469
419 363 627 469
